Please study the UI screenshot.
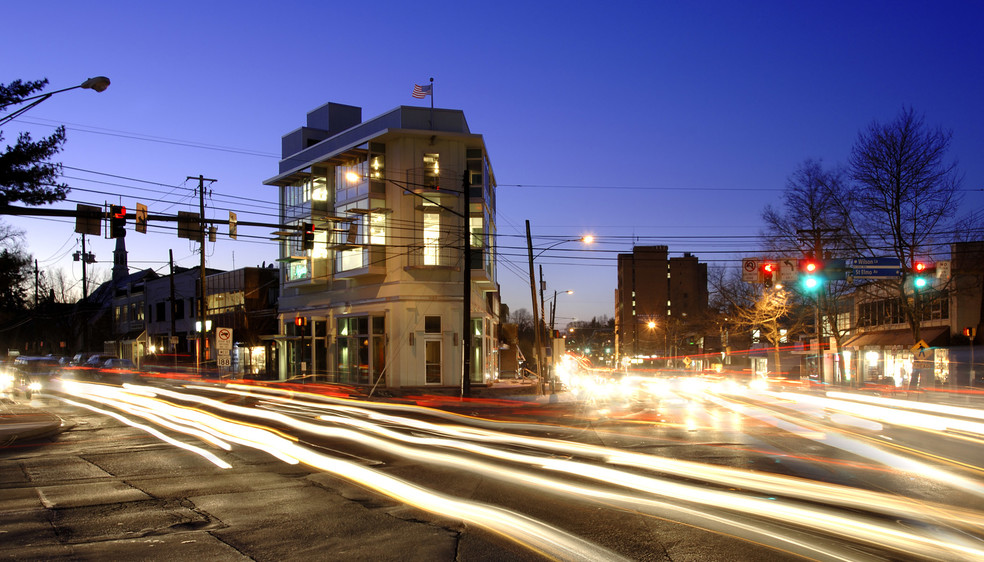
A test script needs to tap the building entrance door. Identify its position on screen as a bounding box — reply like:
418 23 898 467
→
424 339 442 384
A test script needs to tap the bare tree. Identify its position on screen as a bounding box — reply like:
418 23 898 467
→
849 107 963 387
43 268 81 303
762 159 858 380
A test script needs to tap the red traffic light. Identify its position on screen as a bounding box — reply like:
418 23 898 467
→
801 259 819 273
109 205 127 238
760 262 776 286
302 222 315 250
914 262 928 273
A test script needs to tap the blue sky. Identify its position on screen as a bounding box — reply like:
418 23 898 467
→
3 1 983 324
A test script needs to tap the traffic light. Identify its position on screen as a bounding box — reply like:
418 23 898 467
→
761 262 776 287
912 261 935 290
109 205 126 238
799 257 823 290
302 222 315 250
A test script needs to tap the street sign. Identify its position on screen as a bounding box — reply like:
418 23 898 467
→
216 327 233 350
936 260 950 280
911 339 930 359
779 258 798 282
848 257 901 268
217 356 231 367
75 204 101 235
135 203 148 234
851 267 901 279
742 258 759 283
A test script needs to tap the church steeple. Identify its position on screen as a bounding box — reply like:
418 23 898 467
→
112 235 128 282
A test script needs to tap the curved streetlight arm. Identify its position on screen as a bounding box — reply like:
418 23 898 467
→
532 235 593 260
0 77 110 125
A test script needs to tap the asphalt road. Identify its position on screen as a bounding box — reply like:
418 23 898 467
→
3 375 984 560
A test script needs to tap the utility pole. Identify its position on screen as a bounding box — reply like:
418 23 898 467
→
190 175 216 372
461 173 472 398
81 235 90 352
169 249 177 368
526 221 544 395
539 264 550 393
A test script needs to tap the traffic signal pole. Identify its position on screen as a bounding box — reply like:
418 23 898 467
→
798 227 838 385
190 175 217 372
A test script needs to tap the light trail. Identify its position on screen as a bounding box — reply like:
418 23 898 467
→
58 396 232 469
55 379 984 560
700 387 984 499
57 380 625 561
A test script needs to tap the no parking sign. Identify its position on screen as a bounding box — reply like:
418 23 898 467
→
216 327 233 350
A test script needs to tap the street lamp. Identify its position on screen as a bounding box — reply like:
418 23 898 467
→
549 289 574 333
1 76 111 126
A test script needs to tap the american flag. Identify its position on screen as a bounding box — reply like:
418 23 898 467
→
412 83 432 99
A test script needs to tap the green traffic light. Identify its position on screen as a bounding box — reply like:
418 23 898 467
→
914 277 927 289
802 276 819 290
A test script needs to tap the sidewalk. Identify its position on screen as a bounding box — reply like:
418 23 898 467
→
0 397 65 445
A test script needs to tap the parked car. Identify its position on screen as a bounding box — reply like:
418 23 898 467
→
102 358 136 370
84 354 118 368
71 352 106 366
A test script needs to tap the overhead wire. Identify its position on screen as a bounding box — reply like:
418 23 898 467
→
8 114 980 281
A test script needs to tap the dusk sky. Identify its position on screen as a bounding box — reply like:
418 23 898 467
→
3 1 983 325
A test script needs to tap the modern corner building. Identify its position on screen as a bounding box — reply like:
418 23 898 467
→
264 102 499 389
615 246 709 365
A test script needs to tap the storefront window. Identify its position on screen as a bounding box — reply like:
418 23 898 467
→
336 315 384 384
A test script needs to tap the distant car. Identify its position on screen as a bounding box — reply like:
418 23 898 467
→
102 358 136 370
83 354 118 368
71 352 103 366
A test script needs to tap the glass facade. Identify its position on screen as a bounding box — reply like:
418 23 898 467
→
273 120 498 388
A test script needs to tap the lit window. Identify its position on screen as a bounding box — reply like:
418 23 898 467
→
370 155 384 179
424 212 440 265
369 213 386 245
423 153 440 188
312 230 329 259
469 216 483 248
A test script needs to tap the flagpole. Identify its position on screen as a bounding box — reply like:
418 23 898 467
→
429 77 434 130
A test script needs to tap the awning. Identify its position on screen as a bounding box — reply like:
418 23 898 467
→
113 330 146 342
842 326 949 348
